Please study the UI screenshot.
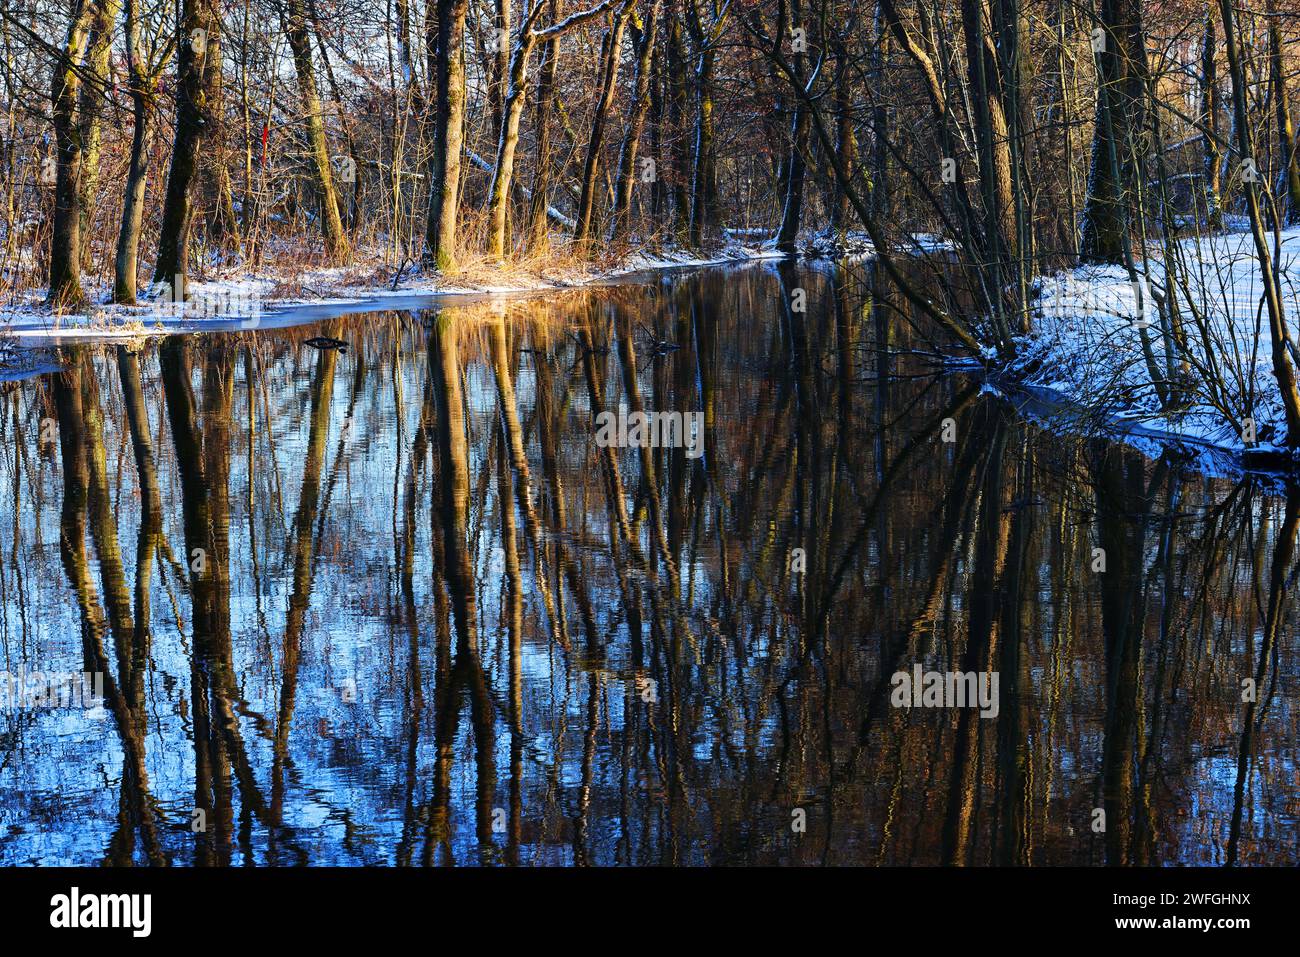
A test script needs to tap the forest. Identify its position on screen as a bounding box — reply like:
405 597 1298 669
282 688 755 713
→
1 1 1297 332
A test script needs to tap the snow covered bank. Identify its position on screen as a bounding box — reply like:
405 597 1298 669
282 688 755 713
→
724 226 957 260
0 241 782 344
1012 226 1300 465
0 223 973 349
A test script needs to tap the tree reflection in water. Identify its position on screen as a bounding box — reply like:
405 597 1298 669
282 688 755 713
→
0 263 1295 866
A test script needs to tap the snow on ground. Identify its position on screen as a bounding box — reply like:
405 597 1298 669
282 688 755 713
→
1015 226 1300 458
29 221 1289 469
0 240 783 343
604 243 786 276
798 228 956 260
0 228 948 345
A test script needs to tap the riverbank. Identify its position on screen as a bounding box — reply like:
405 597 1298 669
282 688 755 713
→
0 224 971 344
15 222 1300 482
1006 225 1300 470
0 239 787 343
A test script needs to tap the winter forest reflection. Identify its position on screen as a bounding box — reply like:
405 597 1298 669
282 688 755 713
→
0 262 1296 866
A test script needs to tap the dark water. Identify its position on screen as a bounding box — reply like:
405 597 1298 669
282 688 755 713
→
0 261 1296 866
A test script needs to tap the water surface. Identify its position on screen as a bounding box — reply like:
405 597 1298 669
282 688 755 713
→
0 262 1296 866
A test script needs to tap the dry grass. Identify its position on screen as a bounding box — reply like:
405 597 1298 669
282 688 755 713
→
2 191 705 320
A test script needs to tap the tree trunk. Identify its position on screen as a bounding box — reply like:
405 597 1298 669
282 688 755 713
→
688 39 717 246
286 0 349 258
491 0 512 140
75 0 120 269
113 0 155 304
493 0 625 257
1201 8 1223 230
1080 0 1145 263
153 0 221 288
777 1 810 254
832 36 859 236
960 0 1018 273
878 0 979 254
609 0 662 242
1267 0 1300 223
526 0 563 250
200 28 238 251
666 9 691 240
47 0 97 308
425 0 470 270
1219 0 1300 446
573 2 633 250
487 31 539 258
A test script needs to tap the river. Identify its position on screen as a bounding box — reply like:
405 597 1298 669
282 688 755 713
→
0 260 1294 865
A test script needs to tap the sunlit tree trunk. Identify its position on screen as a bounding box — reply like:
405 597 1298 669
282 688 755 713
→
487 21 540 259
113 0 157 303
285 0 348 258
573 2 634 249
424 0 470 270
74 0 120 269
526 0 563 250
1267 0 1300 223
1080 0 1145 263
489 0 623 258
609 0 662 242
960 0 1018 272
47 0 97 308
